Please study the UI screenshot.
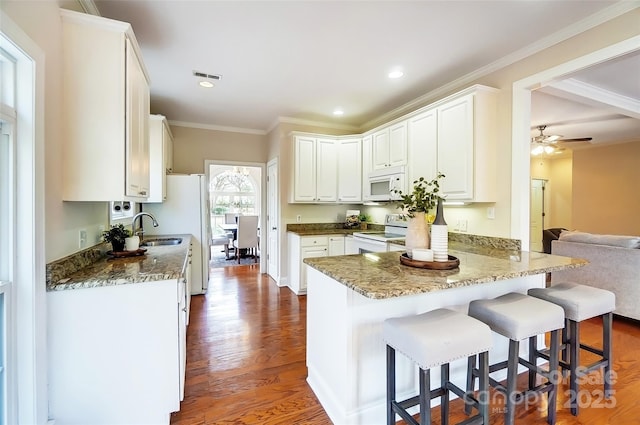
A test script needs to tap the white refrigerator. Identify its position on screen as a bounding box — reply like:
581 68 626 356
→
143 174 210 294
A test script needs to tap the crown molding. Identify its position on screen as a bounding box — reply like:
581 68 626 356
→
78 0 100 16
546 78 640 120
168 120 267 135
361 1 640 131
268 116 360 134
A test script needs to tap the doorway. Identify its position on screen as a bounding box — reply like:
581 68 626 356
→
530 179 546 252
512 36 640 248
205 161 264 271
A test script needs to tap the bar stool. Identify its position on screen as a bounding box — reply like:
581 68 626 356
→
383 308 492 425
528 282 615 415
468 293 565 425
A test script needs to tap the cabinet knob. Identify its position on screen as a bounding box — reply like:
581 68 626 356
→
272 227 277 230
139 190 147 196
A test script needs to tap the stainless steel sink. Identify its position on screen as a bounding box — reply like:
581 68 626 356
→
140 237 183 246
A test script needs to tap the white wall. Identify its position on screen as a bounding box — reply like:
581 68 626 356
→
2 1 109 262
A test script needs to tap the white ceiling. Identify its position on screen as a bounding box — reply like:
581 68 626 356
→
91 0 639 144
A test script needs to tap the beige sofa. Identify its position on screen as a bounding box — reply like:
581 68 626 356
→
550 231 640 321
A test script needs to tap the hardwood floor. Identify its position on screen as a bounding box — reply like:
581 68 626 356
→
171 266 640 424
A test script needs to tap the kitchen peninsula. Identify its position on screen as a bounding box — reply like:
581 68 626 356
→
304 242 586 425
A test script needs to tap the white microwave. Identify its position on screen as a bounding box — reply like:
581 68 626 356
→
365 165 406 201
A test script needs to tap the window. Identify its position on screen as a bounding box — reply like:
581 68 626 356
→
0 44 16 425
209 167 258 234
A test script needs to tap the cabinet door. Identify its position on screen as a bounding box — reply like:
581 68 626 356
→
164 121 173 174
372 129 390 170
316 138 338 202
388 121 408 167
162 120 173 199
337 138 362 203
437 94 474 200
145 115 166 202
125 38 150 198
178 277 187 401
328 236 345 256
300 245 328 292
407 110 437 188
293 136 317 202
361 135 373 200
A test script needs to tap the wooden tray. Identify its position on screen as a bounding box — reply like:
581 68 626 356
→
400 253 460 270
107 248 147 258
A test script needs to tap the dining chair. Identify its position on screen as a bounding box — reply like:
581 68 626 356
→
233 215 259 263
224 213 238 224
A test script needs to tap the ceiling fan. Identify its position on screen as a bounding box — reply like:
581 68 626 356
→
530 125 592 155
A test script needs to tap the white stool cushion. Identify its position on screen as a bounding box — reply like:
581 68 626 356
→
383 309 492 370
469 293 564 341
528 282 616 322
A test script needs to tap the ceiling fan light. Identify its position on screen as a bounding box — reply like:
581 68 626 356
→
531 145 544 155
544 145 555 154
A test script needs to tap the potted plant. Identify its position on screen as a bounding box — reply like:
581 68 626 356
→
392 173 445 257
358 213 371 230
102 223 131 252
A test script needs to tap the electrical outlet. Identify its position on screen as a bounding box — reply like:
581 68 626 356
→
453 220 460 231
296 215 301 223
79 229 87 248
459 220 468 232
487 207 495 220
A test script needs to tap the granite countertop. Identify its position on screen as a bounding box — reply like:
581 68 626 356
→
304 245 587 300
287 222 384 236
46 234 191 291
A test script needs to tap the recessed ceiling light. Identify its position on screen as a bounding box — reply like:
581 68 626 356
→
333 109 344 116
199 81 214 88
388 70 404 79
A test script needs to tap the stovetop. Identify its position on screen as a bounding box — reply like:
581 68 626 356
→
352 214 407 242
352 231 406 242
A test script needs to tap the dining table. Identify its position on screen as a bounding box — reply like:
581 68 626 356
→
219 223 238 260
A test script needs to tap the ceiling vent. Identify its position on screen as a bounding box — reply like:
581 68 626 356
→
193 71 222 81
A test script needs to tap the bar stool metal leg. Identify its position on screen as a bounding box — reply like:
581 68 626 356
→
603 312 613 398
419 367 430 425
386 345 395 425
441 363 449 425
505 339 519 425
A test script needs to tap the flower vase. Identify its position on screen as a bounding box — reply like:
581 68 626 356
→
405 211 430 258
431 198 448 261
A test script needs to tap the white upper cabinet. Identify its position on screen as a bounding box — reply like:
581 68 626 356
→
371 122 407 170
61 10 150 201
292 134 362 204
293 135 317 202
125 38 150 198
145 115 174 203
337 138 362 203
389 122 408 167
407 109 438 190
293 135 338 202
436 87 498 201
361 135 373 201
316 138 338 202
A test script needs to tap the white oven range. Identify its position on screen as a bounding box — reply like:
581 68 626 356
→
346 214 407 254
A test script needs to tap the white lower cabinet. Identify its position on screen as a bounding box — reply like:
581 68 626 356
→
328 236 345 256
289 234 347 295
48 277 190 423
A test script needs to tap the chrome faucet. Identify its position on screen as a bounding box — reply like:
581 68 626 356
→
131 212 159 238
